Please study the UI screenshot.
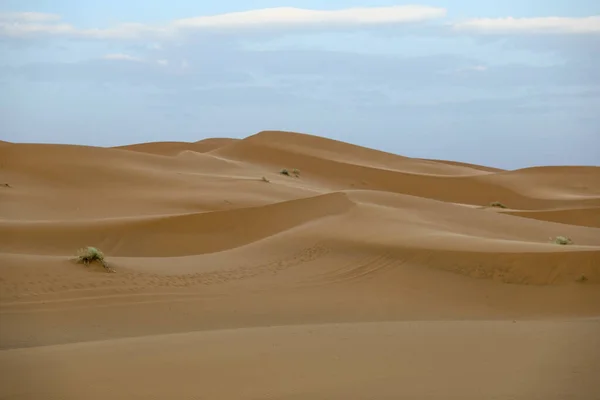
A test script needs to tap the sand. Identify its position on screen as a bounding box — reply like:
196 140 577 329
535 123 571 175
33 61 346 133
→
1 130 599 399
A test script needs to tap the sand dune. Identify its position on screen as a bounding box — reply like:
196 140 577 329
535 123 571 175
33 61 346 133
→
504 206 600 228
1 130 600 399
1 192 354 256
2 321 599 400
212 131 600 209
115 137 238 155
213 130 492 176
419 157 506 172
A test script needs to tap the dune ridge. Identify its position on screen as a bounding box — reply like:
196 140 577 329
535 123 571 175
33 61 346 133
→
1 130 600 399
1 192 354 257
211 131 600 209
114 137 238 155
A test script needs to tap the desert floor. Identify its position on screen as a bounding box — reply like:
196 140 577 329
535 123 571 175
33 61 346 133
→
1 131 599 399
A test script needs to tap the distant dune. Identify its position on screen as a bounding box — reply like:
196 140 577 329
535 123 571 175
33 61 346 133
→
419 157 506 173
1 130 599 399
114 137 238 155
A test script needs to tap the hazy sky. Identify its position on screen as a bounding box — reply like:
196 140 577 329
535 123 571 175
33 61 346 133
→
1 1 599 168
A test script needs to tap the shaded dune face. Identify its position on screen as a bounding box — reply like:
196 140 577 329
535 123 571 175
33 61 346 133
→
1 130 599 399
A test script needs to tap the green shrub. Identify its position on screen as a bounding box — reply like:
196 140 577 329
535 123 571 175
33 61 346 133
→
76 247 114 272
489 201 507 209
280 168 300 177
551 236 573 245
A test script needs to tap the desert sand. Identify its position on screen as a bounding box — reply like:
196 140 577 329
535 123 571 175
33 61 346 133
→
1 130 599 399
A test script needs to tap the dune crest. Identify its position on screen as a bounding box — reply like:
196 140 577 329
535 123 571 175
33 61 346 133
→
115 137 238 155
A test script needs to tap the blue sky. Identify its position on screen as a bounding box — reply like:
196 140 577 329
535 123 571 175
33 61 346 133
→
1 1 599 168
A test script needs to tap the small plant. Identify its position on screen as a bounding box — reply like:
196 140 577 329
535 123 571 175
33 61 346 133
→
1 183 10 188
76 246 114 272
261 176 270 183
550 236 573 245
576 274 588 283
489 201 507 209
280 168 300 177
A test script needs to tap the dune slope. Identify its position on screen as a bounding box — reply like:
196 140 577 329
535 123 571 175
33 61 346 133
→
1 130 600 399
114 137 238 155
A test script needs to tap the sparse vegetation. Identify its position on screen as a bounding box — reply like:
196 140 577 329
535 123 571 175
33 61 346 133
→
280 168 300 177
261 176 270 183
1 183 10 188
489 201 507 209
576 274 588 283
76 247 114 272
550 236 573 245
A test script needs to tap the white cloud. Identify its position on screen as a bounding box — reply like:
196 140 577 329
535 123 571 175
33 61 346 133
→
0 12 61 22
0 6 446 40
4 8 597 43
453 16 600 35
173 6 446 29
0 19 169 40
1 22 78 36
103 53 143 62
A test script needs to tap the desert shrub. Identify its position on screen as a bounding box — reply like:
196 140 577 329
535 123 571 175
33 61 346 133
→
76 246 114 272
490 201 507 209
261 176 270 183
280 168 300 177
551 236 573 245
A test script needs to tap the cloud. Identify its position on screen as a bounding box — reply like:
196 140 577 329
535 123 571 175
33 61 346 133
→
173 6 446 29
453 16 600 35
0 6 446 40
5 48 596 96
0 12 60 22
0 55 253 87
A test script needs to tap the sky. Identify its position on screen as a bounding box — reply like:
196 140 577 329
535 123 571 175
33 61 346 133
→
1 1 599 169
